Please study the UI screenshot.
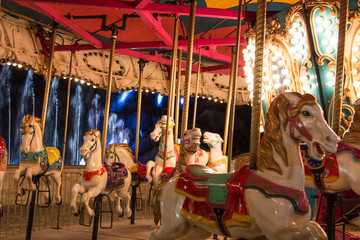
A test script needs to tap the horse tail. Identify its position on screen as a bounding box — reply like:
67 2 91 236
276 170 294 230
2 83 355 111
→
234 153 250 171
146 160 155 183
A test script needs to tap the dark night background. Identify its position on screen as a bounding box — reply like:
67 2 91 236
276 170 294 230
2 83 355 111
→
0 64 251 165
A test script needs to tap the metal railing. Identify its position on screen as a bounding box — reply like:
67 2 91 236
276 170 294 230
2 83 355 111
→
0 166 153 238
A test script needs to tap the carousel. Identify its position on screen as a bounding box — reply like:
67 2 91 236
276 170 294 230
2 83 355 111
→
0 0 359 239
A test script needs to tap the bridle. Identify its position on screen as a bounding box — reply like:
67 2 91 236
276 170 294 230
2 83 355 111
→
287 101 313 142
88 132 99 152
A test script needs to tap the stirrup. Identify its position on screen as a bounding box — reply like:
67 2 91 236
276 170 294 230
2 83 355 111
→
136 185 143 211
36 175 51 208
79 206 92 227
148 181 154 206
15 176 31 206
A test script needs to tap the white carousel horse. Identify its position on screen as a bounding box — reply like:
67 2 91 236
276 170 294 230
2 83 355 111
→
203 131 227 173
70 130 132 218
146 115 179 185
175 127 209 174
303 98 360 194
150 92 338 240
14 115 63 204
0 137 8 216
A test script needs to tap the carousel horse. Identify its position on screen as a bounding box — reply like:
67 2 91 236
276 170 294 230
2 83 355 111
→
70 130 132 218
146 115 179 185
0 137 8 216
150 92 338 240
175 128 209 174
203 131 227 173
14 115 63 204
303 97 360 194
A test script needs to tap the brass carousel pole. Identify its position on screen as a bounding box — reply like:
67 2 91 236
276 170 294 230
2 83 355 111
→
163 15 180 169
326 2 348 240
101 27 118 162
192 48 201 129
62 51 74 165
249 0 267 170
180 0 197 136
227 0 243 172
223 48 236 156
174 50 183 142
333 0 348 135
135 59 146 163
40 22 58 133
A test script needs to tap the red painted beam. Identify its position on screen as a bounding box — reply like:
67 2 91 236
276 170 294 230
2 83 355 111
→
28 2 103 48
54 38 244 51
16 0 243 20
134 0 152 9
137 11 173 46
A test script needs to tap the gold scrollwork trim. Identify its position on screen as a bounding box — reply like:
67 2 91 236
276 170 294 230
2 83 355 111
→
317 55 336 68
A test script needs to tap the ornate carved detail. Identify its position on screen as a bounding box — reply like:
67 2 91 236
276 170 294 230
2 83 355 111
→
266 18 286 37
244 27 255 40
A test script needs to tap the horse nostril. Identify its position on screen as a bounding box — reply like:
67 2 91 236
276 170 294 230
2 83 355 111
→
325 135 339 145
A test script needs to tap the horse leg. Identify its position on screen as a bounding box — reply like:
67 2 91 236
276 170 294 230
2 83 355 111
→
14 166 26 195
115 189 132 218
70 183 86 216
146 161 155 183
153 164 163 187
25 166 41 191
48 171 62 204
81 187 101 217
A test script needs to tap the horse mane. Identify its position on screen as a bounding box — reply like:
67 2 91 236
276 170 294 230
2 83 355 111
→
20 115 42 135
343 103 360 144
84 129 101 142
105 143 135 160
257 93 316 175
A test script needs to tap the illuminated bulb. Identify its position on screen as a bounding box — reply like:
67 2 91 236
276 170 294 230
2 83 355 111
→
356 35 360 42
326 47 334 54
354 80 360 88
357 92 360 98
202 96 205 99
246 76 254 83
274 83 281 88
145 89 149 92
289 47 297 54
291 38 300 45
6 62 11 65
63 77 67 79
300 75 309 82
74 78 79 82
244 56 251 62
277 59 284 65
303 84 311 91
327 80 335 87
214 99 218 102
317 26 325 33
151 91 155 94
321 39 329 46
289 28 296 35
87 82 90 86
248 84 253 91
285 89 291 92
18 64 22 68
292 22 300 28
353 57 359 63
249 92 253 100
93 85 96 88
295 53 303 59
283 79 291 85
265 85 271 91
248 45 255 52
324 19 332 26
245 61 251 66
295 32 304 38
327 71 335 78
316 16 324 23
263 66 270 72
80 80 84 84
272 65 278 70
272 56 277 62
208 97 211 100
331 37 338 44
220 100 223 103
352 69 359 75
353 46 360 52
242 49 249 54
325 30 334 37
281 69 289 75
273 74 280 80
12 63 17 66
263 76 270 82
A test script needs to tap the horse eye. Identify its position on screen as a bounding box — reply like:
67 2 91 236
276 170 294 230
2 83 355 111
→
91 139 95 141
302 110 310 117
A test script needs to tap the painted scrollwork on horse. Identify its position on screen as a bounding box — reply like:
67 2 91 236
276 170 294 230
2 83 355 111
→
70 130 132 218
150 92 338 240
0 137 8 216
14 115 63 205
146 115 180 186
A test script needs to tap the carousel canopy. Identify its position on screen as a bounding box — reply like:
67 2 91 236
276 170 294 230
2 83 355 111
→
0 0 296 104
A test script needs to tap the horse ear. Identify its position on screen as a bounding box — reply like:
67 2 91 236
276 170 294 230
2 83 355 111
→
282 92 301 107
354 98 360 106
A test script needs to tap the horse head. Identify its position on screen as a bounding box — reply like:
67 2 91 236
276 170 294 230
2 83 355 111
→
80 129 101 159
160 115 175 134
150 120 162 142
181 128 201 152
105 143 135 167
203 132 223 148
20 115 43 154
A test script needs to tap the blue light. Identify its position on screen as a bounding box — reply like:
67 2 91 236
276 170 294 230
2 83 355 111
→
156 94 164 107
118 91 131 104
180 96 184 105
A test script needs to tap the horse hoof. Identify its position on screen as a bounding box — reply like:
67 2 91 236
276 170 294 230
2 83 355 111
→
18 188 25 196
130 218 134 224
0 208 3 217
74 209 80 217
119 211 124 218
56 198 62 206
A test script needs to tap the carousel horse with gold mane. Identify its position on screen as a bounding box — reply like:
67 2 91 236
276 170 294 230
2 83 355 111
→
0 137 8 216
14 115 63 205
146 115 180 186
203 131 227 173
301 98 360 195
70 130 132 218
150 92 338 240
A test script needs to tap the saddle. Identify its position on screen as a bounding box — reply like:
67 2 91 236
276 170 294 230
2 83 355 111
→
104 162 128 191
160 167 175 181
175 165 251 237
